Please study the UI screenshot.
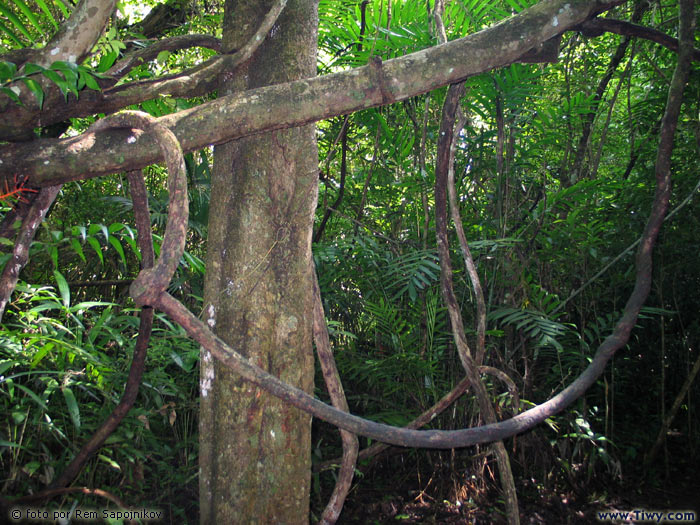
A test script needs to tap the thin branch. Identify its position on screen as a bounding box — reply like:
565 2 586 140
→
312 268 358 525
65 279 133 287
328 206 400 245
314 118 349 243
0 185 61 320
100 0 286 101
435 81 520 524
107 35 222 79
315 376 472 472
579 18 700 62
317 363 520 471
570 2 647 183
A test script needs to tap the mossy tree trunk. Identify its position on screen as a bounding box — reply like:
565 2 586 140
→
199 0 318 522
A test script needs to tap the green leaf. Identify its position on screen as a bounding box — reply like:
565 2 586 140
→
0 86 22 105
98 453 121 470
14 383 48 411
87 306 113 344
22 63 44 75
0 4 35 43
0 360 17 375
123 235 140 261
97 50 119 73
70 237 86 263
34 0 59 30
98 223 110 241
11 0 46 38
30 342 54 368
0 60 18 81
51 62 79 98
0 21 23 46
0 439 23 449
53 270 70 308
108 236 126 265
23 461 41 476
53 0 71 18
48 244 58 268
72 224 86 240
62 386 81 430
80 70 100 90
108 222 124 234
86 237 104 265
20 78 43 108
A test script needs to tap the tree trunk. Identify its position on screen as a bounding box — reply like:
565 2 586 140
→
199 0 318 522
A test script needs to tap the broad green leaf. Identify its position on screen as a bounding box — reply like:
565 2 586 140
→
71 301 114 310
108 236 126 265
70 237 86 263
22 63 44 75
20 77 43 108
86 237 104 265
96 49 118 73
0 60 18 80
53 270 70 307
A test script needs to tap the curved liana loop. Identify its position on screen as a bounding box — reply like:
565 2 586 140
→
88 111 188 306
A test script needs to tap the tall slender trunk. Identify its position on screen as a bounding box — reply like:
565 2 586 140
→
199 0 319 522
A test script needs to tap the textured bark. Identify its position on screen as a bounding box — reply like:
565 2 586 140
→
199 0 318 522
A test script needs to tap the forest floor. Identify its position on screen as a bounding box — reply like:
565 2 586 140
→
335 453 700 524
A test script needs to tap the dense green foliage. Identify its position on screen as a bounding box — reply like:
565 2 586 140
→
1 0 698 521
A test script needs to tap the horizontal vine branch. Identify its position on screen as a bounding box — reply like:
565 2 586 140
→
0 0 625 186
